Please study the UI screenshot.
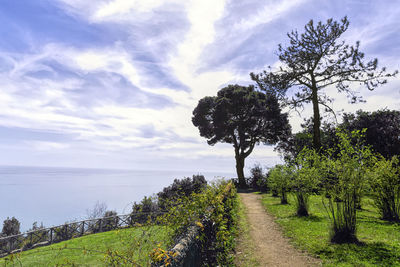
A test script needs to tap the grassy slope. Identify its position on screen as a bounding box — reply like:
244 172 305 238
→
234 194 259 267
0 226 172 267
261 193 400 267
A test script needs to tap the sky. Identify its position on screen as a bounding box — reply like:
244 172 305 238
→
0 0 399 174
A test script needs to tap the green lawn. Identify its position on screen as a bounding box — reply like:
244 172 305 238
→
261 193 400 267
0 225 172 267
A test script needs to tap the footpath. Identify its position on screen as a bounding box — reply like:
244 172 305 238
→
237 193 320 267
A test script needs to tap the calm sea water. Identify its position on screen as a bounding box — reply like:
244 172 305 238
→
0 166 235 232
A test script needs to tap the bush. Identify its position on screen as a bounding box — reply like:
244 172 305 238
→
368 156 400 221
322 130 374 243
131 196 159 224
102 210 118 231
1 217 20 237
292 148 321 216
248 164 268 191
153 180 238 266
157 175 207 209
268 165 292 204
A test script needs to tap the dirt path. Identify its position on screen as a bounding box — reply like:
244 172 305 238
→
238 193 320 267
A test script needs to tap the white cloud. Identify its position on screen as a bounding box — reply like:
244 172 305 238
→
27 141 70 151
1 0 399 172
233 0 309 31
93 0 165 19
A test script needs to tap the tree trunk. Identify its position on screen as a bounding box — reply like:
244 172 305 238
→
235 155 246 188
311 86 321 150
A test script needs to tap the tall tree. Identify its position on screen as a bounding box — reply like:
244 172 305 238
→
192 84 290 187
251 16 397 150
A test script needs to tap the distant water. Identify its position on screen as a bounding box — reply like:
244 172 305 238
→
0 166 234 232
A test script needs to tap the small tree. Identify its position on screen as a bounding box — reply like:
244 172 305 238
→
131 196 159 224
292 148 321 216
269 165 292 204
322 130 374 243
2 217 20 236
86 201 107 220
248 164 268 191
368 156 400 221
251 17 397 150
192 84 290 187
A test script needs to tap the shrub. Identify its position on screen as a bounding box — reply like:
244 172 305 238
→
268 165 292 204
1 217 20 237
157 175 207 209
292 148 321 216
368 156 400 221
131 196 159 224
102 210 118 231
322 129 374 243
155 180 238 266
248 164 268 191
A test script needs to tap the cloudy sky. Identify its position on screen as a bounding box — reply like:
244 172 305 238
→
0 0 399 173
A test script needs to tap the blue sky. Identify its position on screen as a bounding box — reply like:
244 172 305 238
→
0 0 399 173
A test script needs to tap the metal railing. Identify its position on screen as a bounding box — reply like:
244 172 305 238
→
0 212 163 257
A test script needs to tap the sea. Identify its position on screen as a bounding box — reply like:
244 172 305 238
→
0 166 235 232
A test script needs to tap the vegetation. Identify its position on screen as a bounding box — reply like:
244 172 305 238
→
342 109 400 159
1 218 20 237
157 174 207 209
321 130 374 243
291 148 321 216
277 109 400 162
154 180 238 266
0 226 172 266
261 193 400 266
248 164 268 192
192 84 290 187
368 156 400 221
268 164 292 204
251 16 397 149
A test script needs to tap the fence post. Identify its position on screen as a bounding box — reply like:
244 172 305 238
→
50 228 53 243
81 221 85 236
64 225 68 240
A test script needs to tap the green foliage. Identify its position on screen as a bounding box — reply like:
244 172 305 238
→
157 181 238 266
342 109 400 159
368 156 400 221
278 109 400 164
321 129 375 243
268 165 292 204
192 84 290 187
248 164 268 191
1 217 20 237
262 193 400 266
131 196 160 224
157 174 207 209
0 226 172 266
292 148 321 216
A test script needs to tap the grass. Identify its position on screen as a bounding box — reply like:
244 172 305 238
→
234 194 259 267
261 193 400 266
0 225 172 266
